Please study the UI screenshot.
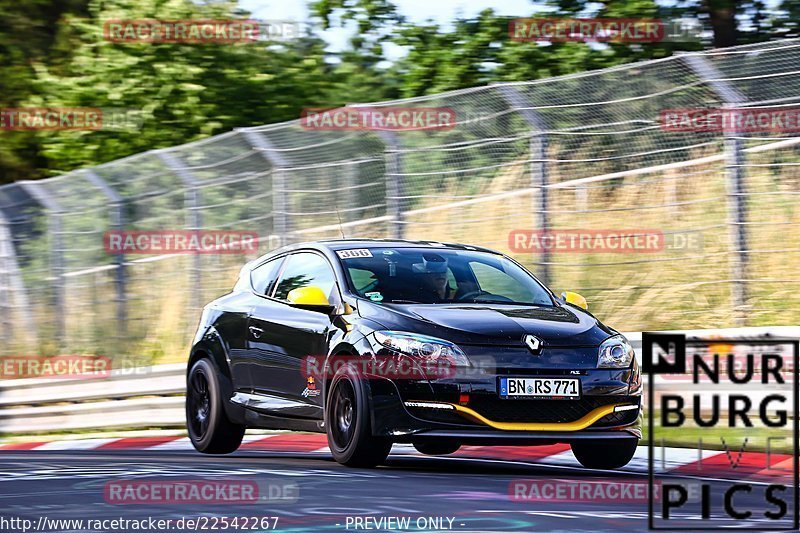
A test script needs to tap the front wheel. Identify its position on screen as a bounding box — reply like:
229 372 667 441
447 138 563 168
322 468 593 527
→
326 365 392 468
571 438 638 469
186 358 245 454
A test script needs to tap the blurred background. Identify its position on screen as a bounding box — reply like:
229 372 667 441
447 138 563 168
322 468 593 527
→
1 0 799 365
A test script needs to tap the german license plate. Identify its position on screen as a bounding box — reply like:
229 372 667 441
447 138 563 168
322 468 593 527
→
499 377 581 399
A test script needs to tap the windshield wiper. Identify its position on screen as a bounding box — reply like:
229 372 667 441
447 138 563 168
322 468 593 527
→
383 299 424 304
462 300 548 306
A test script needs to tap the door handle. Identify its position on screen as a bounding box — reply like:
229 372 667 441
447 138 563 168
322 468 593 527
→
249 326 264 339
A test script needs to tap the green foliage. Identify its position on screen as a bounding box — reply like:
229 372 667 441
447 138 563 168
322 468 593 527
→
25 0 337 177
1 0 362 182
0 0 91 181
2 0 800 182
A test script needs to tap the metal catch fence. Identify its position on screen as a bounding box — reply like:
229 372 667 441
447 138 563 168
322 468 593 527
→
1 39 799 361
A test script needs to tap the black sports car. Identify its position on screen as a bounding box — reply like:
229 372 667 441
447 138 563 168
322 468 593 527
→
186 239 642 468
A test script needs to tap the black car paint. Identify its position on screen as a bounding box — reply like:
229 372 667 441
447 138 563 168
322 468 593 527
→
188 240 642 444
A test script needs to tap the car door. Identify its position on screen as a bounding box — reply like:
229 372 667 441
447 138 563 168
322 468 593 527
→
229 256 284 392
247 251 341 417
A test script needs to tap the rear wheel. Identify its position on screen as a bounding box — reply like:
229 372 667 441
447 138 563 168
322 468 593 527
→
186 358 245 454
412 441 461 455
571 438 638 469
326 365 392 468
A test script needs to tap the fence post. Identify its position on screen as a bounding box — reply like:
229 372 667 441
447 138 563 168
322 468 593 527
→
0 192 38 349
155 150 204 314
18 181 66 348
343 161 358 224
378 131 405 239
239 130 290 244
0 209 13 345
683 53 749 326
495 83 551 286
83 170 127 337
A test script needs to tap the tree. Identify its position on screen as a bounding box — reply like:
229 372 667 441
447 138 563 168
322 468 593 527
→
0 0 91 182
548 0 784 48
4 0 341 180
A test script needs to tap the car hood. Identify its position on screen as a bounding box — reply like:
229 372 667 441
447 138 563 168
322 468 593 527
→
357 301 615 347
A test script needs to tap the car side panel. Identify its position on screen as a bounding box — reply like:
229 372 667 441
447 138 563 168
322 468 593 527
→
208 293 255 391
248 298 333 416
189 334 247 425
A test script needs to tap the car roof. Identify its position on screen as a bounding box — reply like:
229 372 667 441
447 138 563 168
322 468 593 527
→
318 238 501 254
246 238 502 269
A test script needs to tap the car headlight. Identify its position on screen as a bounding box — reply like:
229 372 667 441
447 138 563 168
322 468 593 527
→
372 331 471 368
598 334 635 368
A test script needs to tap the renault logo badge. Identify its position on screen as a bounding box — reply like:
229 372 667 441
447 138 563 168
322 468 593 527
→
524 335 543 354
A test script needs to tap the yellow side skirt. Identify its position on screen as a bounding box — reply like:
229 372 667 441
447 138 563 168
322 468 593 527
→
451 403 633 432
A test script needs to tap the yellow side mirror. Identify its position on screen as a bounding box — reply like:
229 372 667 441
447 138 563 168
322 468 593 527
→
287 286 331 307
561 291 588 310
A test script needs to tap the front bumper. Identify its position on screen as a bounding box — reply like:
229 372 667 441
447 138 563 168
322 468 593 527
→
368 366 643 443
390 429 640 446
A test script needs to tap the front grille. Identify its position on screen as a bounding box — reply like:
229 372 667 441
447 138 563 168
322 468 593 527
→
466 395 638 424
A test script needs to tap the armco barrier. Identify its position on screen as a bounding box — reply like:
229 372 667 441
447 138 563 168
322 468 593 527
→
0 363 185 434
0 328 796 434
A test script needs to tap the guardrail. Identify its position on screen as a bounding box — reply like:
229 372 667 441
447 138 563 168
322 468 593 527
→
0 364 185 434
0 327 797 434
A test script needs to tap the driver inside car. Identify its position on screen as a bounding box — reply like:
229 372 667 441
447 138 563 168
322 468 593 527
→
413 254 455 302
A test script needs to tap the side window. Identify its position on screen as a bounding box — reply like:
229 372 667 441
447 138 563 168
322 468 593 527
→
250 258 283 295
273 252 338 302
349 268 378 293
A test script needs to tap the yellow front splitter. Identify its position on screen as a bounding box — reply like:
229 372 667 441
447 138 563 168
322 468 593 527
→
451 402 636 432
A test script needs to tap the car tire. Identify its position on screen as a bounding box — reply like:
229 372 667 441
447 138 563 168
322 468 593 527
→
186 358 246 454
571 438 639 469
326 364 392 468
412 441 461 455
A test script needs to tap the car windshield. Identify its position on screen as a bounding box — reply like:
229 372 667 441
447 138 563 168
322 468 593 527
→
337 247 553 306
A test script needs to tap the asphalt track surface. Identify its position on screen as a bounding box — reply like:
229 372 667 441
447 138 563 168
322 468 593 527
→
0 444 794 533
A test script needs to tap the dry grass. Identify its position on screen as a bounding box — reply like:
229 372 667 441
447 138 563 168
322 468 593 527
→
18 147 797 365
